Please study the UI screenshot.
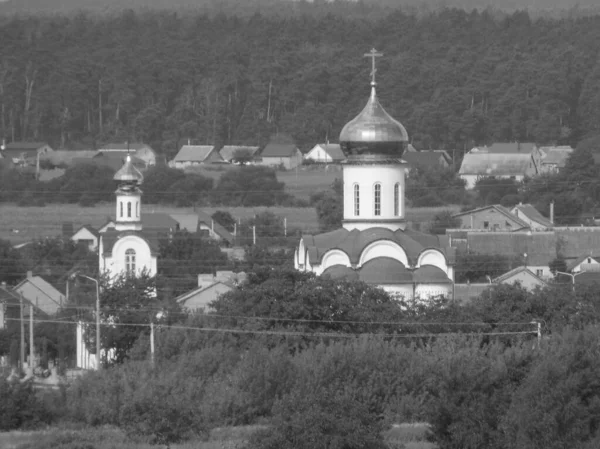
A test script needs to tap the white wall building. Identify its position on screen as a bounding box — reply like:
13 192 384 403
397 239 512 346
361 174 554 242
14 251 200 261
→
295 53 455 301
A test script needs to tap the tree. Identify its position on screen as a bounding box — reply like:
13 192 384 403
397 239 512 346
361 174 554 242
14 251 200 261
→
0 239 25 285
247 388 386 449
429 210 461 235
549 257 567 275
212 210 236 232
213 166 289 206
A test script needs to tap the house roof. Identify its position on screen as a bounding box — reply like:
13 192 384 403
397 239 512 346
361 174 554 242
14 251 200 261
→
219 145 259 161
512 203 554 228
13 276 64 316
402 151 448 168
539 146 573 167
41 150 96 166
260 143 299 158
175 281 233 304
313 144 346 161
555 229 600 259
459 152 534 176
173 145 220 163
197 210 235 243
466 232 557 266
453 205 530 229
566 254 600 271
471 142 536 154
301 227 454 268
493 266 547 286
73 224 100 239
98 143 152 152
4 141 49 150
101 229 161 256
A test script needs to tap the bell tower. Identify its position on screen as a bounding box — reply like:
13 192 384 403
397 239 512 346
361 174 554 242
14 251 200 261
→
113 155 143 232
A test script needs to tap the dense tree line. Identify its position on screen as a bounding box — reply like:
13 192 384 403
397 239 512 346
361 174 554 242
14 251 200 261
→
1 9 600 155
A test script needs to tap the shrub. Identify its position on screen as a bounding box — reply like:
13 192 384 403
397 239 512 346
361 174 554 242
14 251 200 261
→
0 378 55 430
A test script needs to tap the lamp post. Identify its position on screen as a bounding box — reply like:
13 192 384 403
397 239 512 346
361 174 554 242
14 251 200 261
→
74 273 101 369
555 271 584 291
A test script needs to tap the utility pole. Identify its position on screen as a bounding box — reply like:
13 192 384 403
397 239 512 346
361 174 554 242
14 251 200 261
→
150 321 155 366
252 225 256 245
29 304 34 373
284 217 287 237
19 293 24 373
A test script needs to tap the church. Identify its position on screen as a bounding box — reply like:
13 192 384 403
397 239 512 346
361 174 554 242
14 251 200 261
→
98 155 158 280
295 50 455 300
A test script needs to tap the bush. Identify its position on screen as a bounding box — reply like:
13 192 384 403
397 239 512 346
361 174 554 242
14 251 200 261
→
0 378 55 430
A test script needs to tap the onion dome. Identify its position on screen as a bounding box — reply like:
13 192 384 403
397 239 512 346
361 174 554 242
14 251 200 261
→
114 154 143 185
340 86 408 163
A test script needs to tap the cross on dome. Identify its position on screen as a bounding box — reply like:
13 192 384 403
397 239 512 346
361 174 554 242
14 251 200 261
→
364 48 383 86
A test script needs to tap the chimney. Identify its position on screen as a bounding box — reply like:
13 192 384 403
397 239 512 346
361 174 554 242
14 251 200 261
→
1 281 6 288
27 270 33 279
550 201 554 224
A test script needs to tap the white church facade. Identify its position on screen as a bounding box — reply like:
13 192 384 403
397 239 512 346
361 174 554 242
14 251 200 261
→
295 49 455 301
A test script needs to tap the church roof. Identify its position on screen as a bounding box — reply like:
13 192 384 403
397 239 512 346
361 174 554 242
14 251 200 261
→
322 264 359 281
359 257 414 284
113 154 143 183
101 229 160 256
302 227 454 267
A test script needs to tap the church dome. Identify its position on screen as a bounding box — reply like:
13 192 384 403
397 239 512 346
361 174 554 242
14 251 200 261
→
114 154 143 184
339 86 408 162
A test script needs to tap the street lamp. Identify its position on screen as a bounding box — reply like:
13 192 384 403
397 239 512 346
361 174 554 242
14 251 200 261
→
555 271 584 290
72 273 101 369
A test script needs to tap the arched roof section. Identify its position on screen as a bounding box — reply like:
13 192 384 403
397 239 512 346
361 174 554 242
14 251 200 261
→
358 239 409 267
413 265 452 284
358 257 413 285
417 249 448 271
322 265 359 281
321 249 352 270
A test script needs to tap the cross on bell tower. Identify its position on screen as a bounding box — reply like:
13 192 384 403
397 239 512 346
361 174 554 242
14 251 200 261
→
364 48 383 86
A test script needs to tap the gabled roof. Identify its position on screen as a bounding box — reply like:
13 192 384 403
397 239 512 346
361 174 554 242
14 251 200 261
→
453 205 530 229
566 254 600 271
313 143 346 161
493 266 547 286
197 210 235 243
98 143 152 152
101 229 160 256
403 151 448 168
466 232 557 266
471 142 536 154
459 152 534 176
173 145 221 163
512 203 554 228
72 224 100 239
219 145 259 161
260 143 299 158
539 146 573 167
175 281 233 304
41 150 97 166
556 228 600 259
13 276 64 316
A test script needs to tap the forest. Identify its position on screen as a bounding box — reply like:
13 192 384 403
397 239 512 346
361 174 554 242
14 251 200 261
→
1 7 600 158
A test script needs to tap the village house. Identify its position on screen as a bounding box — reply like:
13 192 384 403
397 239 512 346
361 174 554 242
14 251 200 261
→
70 225 100 251
510 203 554 230
304 143 346 163
170 145 223 168
97 142 157 167
176 271 247 313
492 266 548 291
567 255 600 273
13 271 65 316
0 141 53 166
402 150 452 171
459 143 538 189
257 143 303 170
452 205 530 232
219 145 259 163
537 146 573 174
197 211 235 245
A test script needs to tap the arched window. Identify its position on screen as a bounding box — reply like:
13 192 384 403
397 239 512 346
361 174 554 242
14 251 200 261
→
125 249 136 274
394 183 400 216
127 202 132 218
374 183 381 216
136 201 139 218
353 184 360 216
120 202 123 218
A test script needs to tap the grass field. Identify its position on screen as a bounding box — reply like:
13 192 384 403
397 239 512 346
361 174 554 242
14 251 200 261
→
0 423 435 449
0 202 460 245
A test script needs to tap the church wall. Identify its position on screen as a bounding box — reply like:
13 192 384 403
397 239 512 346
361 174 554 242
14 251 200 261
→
343 164 406 231
415 284 452 300
102 235 157 280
